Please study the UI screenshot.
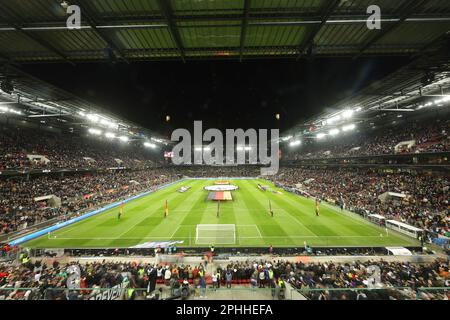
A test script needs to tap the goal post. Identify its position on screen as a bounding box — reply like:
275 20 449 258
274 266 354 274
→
195 224 236 245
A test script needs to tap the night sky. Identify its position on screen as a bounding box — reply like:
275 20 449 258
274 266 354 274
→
22 57 409 138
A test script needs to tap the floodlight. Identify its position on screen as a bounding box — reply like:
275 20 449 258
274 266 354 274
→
105 132 115 139
86 114 99 123
88 128 102 135
342 109 354 119
118 136 129 142
144 142 156 148
326 115 341 125
342 124 356 132
289 140 301 147
317 133 327 139
329 128 340 136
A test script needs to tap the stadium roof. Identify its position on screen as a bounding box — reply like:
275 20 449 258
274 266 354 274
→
0 0 450 63
282 33 450 139
0 65 170 144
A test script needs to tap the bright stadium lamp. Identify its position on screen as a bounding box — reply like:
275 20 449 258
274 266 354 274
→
342 124 356 132
86 114 100 123
105 132 115 139
289 140 301 147
326 115 341 125
317 133 327 139
342 109 354 119
88 128 102 135
118 136 129 142
144 142 156 148
329 128 340 136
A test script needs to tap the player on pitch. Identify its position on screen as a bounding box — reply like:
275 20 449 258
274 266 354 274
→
315 198 320 217
118 203 124 220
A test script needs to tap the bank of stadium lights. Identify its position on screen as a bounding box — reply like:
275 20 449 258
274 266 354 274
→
0 105 22 115
289 140 301 148
104 132 116 139
151 137 164 144
144 142 157 149
323 108 359 126
118 136 129 142
342 124 356 132
342 109 354 119
317 133 327 139
416 96 450 110
88 128 102 135
81 112 118 130
281 136 293 142
329 128 340 136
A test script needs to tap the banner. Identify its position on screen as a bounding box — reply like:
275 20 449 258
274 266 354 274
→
131 240 184 249
88 279 129 300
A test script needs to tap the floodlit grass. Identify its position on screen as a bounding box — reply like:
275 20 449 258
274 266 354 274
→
24 179 418 248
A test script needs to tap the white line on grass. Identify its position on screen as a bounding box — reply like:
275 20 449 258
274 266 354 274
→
48 235 388 240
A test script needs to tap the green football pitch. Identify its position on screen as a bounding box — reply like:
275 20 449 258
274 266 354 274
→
24 179 418 248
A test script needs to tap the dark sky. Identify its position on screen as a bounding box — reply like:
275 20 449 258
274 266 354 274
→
22 57 409 138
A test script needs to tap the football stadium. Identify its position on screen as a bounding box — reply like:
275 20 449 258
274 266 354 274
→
0 0 449 305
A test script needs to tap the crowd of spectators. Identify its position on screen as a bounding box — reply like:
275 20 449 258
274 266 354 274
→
275 258 449 300
0 168 179 235
0 257 447 300
0 125 161 170
285 119 449 160
271 168 449 238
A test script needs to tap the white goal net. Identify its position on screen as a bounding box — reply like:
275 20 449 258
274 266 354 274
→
195 224 236 245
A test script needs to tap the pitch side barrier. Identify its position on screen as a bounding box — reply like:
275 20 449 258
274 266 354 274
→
8 179 186 246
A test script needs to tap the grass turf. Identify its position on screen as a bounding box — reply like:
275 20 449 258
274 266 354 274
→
24 179 418 248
